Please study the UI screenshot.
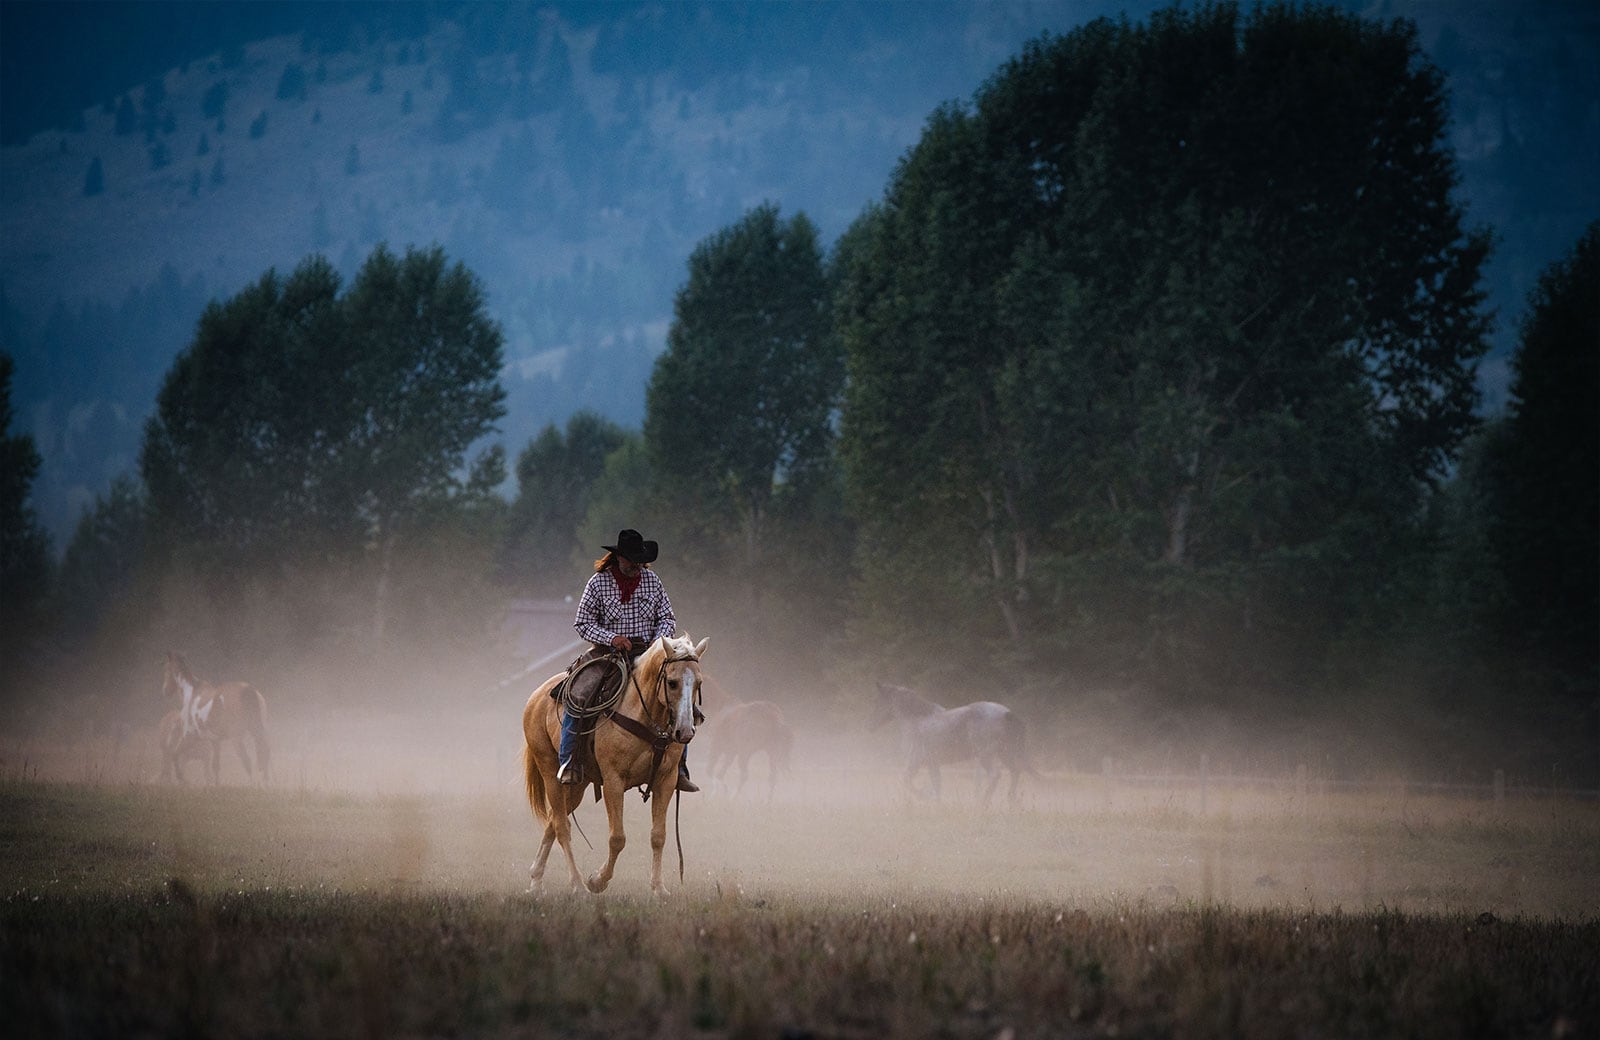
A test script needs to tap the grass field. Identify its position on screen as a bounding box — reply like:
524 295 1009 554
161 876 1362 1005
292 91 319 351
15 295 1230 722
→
3 731 1597 1039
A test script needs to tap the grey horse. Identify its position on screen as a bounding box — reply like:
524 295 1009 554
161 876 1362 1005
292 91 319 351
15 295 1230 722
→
869 682 1035 806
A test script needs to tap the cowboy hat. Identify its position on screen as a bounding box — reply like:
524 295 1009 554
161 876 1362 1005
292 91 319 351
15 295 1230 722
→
603 529 659 563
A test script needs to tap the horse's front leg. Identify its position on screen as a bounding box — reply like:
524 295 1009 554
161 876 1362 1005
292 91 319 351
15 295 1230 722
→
585 777 628 894
206 742 222 785
648 771 678 897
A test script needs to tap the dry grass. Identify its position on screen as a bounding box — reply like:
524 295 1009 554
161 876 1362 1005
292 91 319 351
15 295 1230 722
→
2 747 1596 1038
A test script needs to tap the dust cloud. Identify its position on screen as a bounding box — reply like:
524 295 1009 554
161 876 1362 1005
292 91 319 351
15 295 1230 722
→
4 632 1596 921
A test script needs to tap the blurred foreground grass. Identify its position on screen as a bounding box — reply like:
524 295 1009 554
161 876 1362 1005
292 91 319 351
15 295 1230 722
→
1 780 1597 1037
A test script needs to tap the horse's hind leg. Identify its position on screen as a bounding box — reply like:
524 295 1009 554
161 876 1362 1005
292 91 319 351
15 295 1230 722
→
980 764 1002 809
529 822 558 892
531 814 583 895
231 736 255 782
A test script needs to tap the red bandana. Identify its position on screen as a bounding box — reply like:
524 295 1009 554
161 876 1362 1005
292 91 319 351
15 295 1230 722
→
612 565 643 604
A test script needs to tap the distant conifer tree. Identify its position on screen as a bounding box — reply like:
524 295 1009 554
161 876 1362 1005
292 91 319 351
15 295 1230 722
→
202 81 227 121
114 95 137 135
277 62 307 101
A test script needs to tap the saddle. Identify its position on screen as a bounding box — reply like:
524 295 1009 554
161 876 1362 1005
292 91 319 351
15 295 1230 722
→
552 646 629 714
551 647 629 794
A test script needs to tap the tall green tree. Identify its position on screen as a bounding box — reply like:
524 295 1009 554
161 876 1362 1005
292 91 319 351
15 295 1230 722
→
141 245 507 645
837 3 1491 684
54 475 146 640
1 353 52 616
501 410 627 594
645 203 841 570
1485 221 1599 693
141 255 352 564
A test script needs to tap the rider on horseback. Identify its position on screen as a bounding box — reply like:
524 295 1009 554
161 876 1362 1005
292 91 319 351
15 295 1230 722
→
558 529 698 792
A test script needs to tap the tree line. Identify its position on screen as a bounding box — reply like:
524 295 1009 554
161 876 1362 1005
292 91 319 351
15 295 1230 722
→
1 4 1594 775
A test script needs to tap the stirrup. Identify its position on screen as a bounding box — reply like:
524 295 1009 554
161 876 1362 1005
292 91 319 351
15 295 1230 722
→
557 759 582 785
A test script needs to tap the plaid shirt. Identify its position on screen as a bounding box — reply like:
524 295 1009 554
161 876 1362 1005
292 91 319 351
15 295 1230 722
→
573 567 677 647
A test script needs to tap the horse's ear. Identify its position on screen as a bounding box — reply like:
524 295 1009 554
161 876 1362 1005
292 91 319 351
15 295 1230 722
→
693 636 710 659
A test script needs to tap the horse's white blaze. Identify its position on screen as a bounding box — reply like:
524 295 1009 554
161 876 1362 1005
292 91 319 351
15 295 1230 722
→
674 669 698 742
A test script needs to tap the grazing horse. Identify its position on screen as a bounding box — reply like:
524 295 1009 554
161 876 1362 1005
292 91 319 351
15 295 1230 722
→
522 634 707 896
870 682 1033 807
157 708 213 783
707 700 794 801
160 652 272 785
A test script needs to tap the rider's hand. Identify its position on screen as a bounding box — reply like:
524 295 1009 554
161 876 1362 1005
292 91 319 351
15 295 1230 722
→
610 635 632 652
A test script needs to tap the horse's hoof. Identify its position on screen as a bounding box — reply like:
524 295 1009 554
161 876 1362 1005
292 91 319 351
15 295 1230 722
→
584 873 608 894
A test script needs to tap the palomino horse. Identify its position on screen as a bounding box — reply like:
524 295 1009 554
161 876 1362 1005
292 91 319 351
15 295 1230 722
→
870 682 1033 807
521 634 707 896
707 700 794 801
160 652 272 785
157 708 213 783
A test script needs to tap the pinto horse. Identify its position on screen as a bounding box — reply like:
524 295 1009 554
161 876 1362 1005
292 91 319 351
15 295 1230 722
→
157 708 213 783
870 682 1033 807
521 634 707 896
707 700 793 801
160 652 272 785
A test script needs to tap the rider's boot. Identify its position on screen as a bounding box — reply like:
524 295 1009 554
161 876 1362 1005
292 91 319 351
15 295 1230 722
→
676 752 698 793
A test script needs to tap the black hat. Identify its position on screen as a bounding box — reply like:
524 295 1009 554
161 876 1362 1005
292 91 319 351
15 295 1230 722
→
604 529 658 564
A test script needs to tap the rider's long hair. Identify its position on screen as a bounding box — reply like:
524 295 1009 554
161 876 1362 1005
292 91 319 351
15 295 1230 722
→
594 551 652 573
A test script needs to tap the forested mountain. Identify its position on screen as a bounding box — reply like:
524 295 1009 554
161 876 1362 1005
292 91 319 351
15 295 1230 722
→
1 0 1596 552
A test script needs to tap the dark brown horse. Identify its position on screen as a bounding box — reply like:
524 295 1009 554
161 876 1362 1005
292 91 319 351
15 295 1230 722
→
707 700 794 801
521 634 708 896
161 652 272 785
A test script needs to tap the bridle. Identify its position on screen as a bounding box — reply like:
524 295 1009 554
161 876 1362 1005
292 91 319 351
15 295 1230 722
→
601 650 702 804
599 647 703 885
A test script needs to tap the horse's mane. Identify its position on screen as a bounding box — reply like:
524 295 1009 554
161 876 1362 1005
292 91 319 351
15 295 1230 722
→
877 682 942 718
636 633 699 676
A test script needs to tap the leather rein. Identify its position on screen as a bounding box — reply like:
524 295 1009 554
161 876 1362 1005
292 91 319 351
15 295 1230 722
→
601 651 701 804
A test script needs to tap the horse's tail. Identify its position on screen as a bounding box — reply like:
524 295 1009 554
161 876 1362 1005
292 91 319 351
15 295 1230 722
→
523 740 550 824
243 685 271 783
